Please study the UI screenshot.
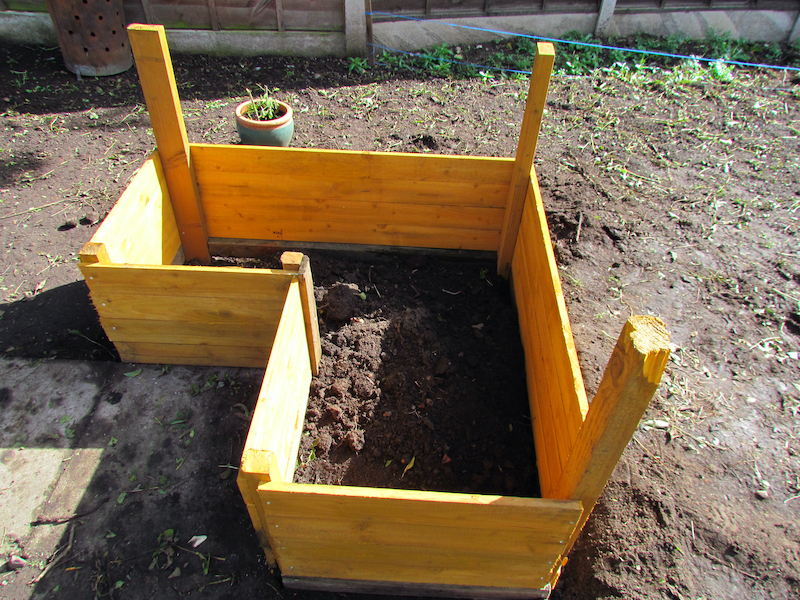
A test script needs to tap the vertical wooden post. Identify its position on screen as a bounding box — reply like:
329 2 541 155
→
550 316 670 567
497 42 555 279
281 252 322 376
365 0 375 68
275 0 285 32
127 24 211 264
237 448 282 566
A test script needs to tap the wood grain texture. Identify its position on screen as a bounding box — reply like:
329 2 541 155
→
511 171 588 497
191 143 513 185
497 42 555 278
280 253 321 376
192 143 510 250
195 170 510 208
259 482 581 588
553 316 670 504
79 152 180 266
550 316 670 585
82 262 295 366
237 448 282 566
128 25 210 263
115 341 272 367
242 281 313 482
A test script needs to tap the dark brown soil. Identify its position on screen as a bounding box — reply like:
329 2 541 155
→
1 40 799 600
294 251 538 498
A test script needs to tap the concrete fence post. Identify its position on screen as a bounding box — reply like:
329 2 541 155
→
345 0 367 57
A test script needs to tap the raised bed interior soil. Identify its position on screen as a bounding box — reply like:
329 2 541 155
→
282 251 540 497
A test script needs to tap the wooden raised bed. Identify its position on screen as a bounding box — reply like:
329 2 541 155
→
80 25 671 599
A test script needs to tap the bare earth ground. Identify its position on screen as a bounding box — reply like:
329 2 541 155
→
0 42 799 600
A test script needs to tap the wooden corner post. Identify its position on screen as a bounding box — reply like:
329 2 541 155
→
550 316 670 564
281 252 322 376
127 24 211 264
497 42 555 279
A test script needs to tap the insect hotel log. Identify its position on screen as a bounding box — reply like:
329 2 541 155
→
79 24 671 599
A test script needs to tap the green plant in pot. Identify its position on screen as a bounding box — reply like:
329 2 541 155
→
235 87 294 147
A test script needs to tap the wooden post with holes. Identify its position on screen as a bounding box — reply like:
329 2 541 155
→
281 252 322 376
127 24 211 264
497 42 555 279
550 316 671 568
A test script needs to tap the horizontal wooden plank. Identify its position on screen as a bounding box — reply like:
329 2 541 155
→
115 341 272 367
283 576 551 599
88 291 286 324
273 541 558 588
259 482 581 529
81 263 294 299
98 317 280 347
216 7 345 30
204 218 501 251
243 281 312 481
191 143 514 186
266 512 573 552
202 197 504 234
195 171 509 208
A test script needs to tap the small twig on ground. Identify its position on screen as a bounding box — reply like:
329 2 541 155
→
68 329 117 359
632 436 662 464
30 522 75 584
575 211 583 243
1 198 72 220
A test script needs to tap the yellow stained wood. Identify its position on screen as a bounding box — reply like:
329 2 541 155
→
203 218 501 252
512 243 564 496
497 42 555 278
191 143 514 186
259 482 581 528
552 316 670 572
81 154 174 265
519 175 588 437
128 25 210 263
280 253 321 376
242 281 313 482
195 172 509 209
81 263 294 298
201 196 505 233
265 512 573 551
259 482 581 588
98 318 280 347
89 293 286 324
79 242 110 264
553 316 670 504
238 449 282 567
115 341 271 367
516 204 581 454
273 542 557 588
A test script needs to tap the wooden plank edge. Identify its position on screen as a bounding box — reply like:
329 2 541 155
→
280 252 321 375
496 43 555 279
208 238 497 261
283 576 552 599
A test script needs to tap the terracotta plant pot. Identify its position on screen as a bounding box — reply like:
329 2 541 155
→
235 100 294 147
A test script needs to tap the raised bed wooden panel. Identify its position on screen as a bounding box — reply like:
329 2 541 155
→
511 171 588 498
80 26 672 599
257 483 581 590
192 143 512 251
